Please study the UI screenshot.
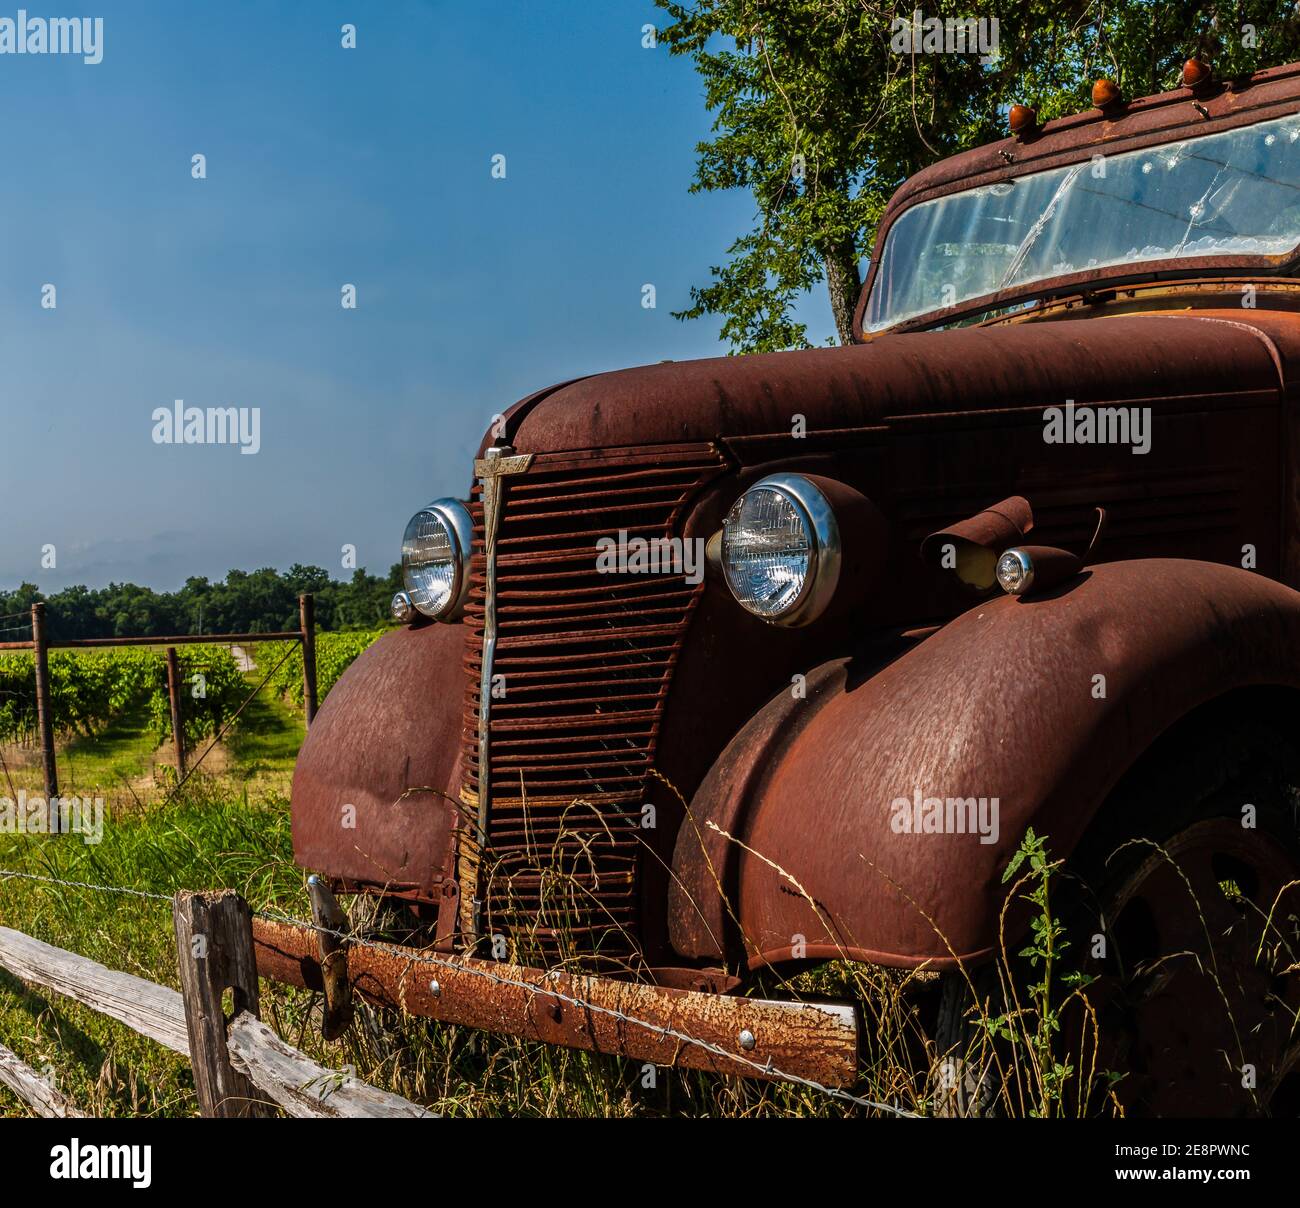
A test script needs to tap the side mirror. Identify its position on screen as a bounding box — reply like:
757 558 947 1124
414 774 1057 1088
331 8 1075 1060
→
920 496 1034 590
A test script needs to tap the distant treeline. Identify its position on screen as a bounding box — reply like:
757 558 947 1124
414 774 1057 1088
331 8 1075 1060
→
0 564 403 640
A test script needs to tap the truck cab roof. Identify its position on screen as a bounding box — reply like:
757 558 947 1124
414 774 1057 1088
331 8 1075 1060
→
856 59 1300 337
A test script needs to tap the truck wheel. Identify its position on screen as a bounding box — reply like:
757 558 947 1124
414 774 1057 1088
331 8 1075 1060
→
934 697 1300 1117
931 962 1002 1117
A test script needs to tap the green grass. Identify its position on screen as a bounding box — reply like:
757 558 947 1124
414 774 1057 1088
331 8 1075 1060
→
0 782 301 1117
50 713 163 799
220 679 304 797
0 664 313 1117
0 665 306 801
1 711 168 800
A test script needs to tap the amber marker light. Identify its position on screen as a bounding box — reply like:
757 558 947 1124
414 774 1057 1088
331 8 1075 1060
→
1092 78 1122 110
1182 58 1213 90
1008 104 1037 137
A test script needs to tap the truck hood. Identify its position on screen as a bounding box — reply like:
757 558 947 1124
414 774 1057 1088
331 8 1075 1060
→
500 312 1287 454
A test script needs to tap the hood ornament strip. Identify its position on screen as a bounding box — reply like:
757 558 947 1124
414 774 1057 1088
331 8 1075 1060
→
462 445 532 938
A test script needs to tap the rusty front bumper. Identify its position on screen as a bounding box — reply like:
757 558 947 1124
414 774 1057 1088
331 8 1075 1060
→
252 917 859 1087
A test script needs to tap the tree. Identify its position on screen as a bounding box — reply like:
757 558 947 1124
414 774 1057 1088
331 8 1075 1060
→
1 565 405 640
657 1 1300 352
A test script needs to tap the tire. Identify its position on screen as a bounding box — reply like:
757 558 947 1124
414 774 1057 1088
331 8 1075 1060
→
931 961 1002 1117
933 691 1300 1117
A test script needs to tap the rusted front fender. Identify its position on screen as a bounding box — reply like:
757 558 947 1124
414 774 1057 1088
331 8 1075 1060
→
669 559 1300 971
291 623 464 899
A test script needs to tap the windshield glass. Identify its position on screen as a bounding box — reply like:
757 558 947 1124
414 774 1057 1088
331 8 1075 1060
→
866 110 1300 331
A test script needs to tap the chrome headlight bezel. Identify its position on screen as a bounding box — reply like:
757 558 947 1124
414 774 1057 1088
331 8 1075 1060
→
720 473 842 627
400 498 473 621
390 590 416 624
995 547 1035 596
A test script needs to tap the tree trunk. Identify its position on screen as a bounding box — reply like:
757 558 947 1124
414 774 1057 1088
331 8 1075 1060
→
822 240 863 344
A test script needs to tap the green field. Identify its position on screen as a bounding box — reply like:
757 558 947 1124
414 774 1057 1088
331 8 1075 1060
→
0 662 303 801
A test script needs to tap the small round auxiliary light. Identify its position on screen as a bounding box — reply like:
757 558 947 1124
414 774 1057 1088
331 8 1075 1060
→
920 495 1034 591
1092 78 1122 110
1008 103 1037 137
391 590 416 624
1182 58 1212 90
995 548 1034 596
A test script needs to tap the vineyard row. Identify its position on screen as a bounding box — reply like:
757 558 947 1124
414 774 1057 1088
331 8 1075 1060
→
0 632 384 748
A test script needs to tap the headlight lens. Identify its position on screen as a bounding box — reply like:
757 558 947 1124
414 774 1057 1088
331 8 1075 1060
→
390 591 416 624
401 499 473 620
721 474 840 625
995 548 1034 596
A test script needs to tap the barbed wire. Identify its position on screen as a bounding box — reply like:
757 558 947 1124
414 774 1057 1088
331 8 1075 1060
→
0 868 174 902
158 642 298 807
0 867 918 1118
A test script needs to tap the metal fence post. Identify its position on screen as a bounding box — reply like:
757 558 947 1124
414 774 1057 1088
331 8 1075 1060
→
299 594 317 727
166 646 185 778
31 603 58 805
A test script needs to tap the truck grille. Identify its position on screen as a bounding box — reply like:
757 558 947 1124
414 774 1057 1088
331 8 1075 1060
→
461 443 726 964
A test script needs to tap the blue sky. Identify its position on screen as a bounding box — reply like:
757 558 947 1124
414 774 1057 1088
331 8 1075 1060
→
0 0 835 592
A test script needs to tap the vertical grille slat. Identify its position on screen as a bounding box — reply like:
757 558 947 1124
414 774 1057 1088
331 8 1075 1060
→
461 444 726 961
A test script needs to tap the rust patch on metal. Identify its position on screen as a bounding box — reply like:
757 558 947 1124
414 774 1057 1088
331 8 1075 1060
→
290 624 464 899
253 916 858 1087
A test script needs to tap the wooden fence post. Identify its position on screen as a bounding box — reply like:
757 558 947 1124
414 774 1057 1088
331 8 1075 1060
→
166 646 185 779
172 890 273 1118
299 594 317 727
31 602 58 806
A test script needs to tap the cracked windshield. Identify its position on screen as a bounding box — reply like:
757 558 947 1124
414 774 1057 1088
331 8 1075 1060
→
866 111 1300 330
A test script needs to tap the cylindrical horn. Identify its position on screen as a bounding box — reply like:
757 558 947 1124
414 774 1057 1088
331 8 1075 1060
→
921 496 1034 590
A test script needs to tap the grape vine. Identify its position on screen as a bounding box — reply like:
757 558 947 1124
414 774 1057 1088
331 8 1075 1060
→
0 646 247 747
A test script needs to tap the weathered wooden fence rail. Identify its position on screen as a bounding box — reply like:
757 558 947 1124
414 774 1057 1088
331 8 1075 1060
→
0 1041 86 1118
0 888 431 1119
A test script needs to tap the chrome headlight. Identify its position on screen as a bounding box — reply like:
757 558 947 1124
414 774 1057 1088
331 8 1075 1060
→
401 499 472 620
721 474 841 626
